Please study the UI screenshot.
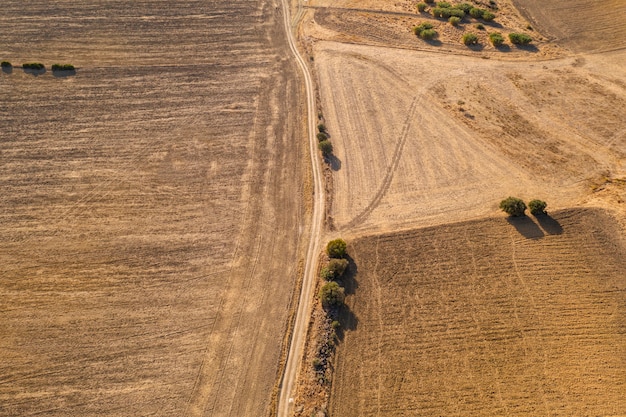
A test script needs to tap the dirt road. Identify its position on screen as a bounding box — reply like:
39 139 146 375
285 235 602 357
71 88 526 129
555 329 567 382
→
276 0 326 416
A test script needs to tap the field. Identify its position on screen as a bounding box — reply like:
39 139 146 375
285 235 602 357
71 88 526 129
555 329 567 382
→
0 1 307 416
331 208 626 416
293 0 626 415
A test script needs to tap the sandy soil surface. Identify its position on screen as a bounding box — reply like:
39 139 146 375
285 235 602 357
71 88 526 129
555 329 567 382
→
314 41 625 236
293 0 626 414
331 208 626 416
0 1 307 416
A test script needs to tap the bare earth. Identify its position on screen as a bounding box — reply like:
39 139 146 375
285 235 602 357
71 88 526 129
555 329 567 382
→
0 1 308 416
332 208 626 416
292 0 626 415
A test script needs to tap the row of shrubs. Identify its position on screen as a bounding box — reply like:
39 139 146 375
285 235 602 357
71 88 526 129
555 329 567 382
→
313 238 349 379
413 23 532 47
1 61 76 71
500 197 547 217
417 1 496 22
316 122 333 157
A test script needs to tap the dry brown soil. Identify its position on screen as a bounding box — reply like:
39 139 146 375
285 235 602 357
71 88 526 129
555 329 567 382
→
293 0 626 415
0 1 308 416
303 0 626 236
332 208 626 416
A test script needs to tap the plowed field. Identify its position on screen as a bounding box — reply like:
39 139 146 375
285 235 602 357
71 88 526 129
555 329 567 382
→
331 208 626 416
1 1 306 416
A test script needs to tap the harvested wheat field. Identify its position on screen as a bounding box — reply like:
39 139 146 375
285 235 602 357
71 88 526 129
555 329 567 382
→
331 208 626 416
0 1 307 416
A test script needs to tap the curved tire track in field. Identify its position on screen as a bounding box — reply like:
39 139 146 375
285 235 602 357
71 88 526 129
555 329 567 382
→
277 0 326 415
344 96 419 230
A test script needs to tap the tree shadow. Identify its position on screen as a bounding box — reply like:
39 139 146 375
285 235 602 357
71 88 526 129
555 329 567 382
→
339 254 359 295
425 38 443 47
325 154 341 171
483 21 503 28
506 215 544 239
2 66 12 74
534 213 563 235
337 303 358 336
52 69 76 77
515 44 539 53
495 44 511 52
23 67 46 76
466 43 485 51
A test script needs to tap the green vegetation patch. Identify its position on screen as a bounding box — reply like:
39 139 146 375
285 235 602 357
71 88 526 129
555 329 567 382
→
51 63 75 71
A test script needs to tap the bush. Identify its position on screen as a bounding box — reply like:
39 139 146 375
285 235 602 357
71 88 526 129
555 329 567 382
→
475 23 485 30
436 1 451 7
489 32 505 46
509 32 532 45
317 123 327 133
1 61 11 68
22 62 45 70
327 258 349 279
448 8 465 18
421 28 438 39
319 282 345 308
432 7 450 18
456 3 473 13
326 238 347 258
469 7 485 18
318 140 333 156
499 197 526 217
414 22 437 39
482 11 496 21
417 2 428 12
449 16 461 26
462 33 479 45
528 199 547 215
316 131 329 141
320 266 333 281
51 64 75 71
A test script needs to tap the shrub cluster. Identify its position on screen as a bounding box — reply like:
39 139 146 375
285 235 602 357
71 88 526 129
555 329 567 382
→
413 22 437 40
462 32 479 45
449 16 461 26
316 120 335 157
528 199 547 215
1 61 11 68
417 2 428 12
500 197 548 216
489 32 505 46
314 238 351 380
509 32 532 45
22 63 45 70
51 63 75 71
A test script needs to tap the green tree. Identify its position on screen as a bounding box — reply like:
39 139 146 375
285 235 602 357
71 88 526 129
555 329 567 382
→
319 282 345 308
318 140 333 156
462 33 479 45
499 197 526 217
489 32 505 46
327 258 349 279
326 238 347 258
509 33 532 45
528 199 547 215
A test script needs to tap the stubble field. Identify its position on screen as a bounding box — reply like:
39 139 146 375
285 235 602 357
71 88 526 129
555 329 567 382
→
331 208 626 416
294 0 626 415
1 1 306 416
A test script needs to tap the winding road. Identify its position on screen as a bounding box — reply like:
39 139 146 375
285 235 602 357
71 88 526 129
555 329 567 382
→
277 0 325 416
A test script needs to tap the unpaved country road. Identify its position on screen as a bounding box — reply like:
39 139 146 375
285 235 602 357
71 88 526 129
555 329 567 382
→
277 0 325 415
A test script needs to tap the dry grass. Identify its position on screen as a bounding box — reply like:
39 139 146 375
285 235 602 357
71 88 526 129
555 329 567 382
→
331 208 626 416
0 1 307 416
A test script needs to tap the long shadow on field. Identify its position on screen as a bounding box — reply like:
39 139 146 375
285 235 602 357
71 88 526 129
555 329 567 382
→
2 66 12 74
23 68 46 76
506 215 544 239
325 154 342 171
515 44 539 53
340 254 359 296
535 213 563 235
52 69 77 77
